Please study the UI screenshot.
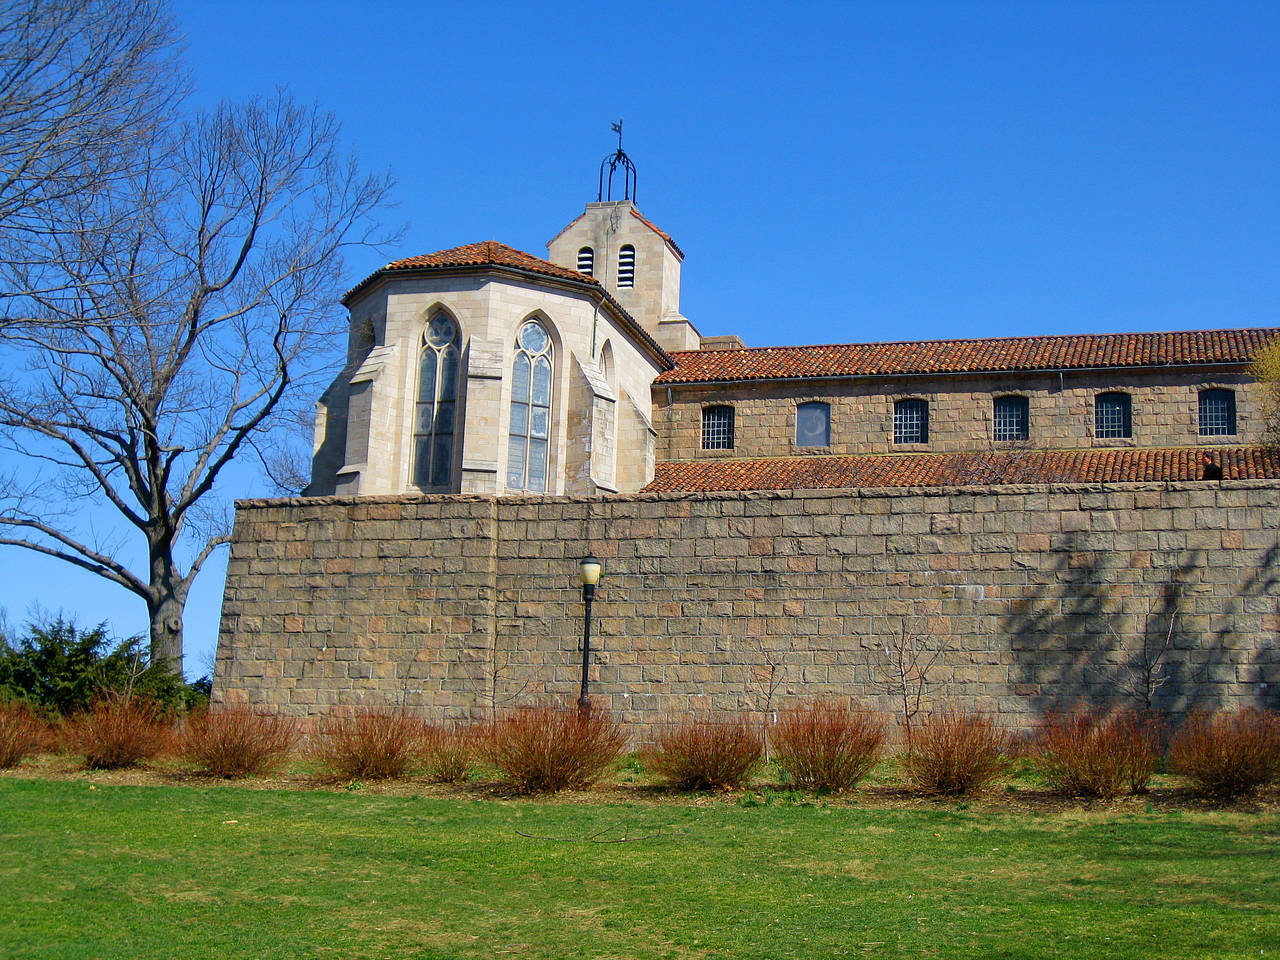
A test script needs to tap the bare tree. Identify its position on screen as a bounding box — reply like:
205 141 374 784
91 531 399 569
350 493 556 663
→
0 90 392 670
874 620 950 748
0 0 180 294
1112 597 1179 715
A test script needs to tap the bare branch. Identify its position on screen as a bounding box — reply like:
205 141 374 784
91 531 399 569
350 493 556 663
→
0 25 394 670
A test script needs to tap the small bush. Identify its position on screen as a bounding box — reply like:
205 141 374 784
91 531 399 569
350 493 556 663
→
1169 708 1280 800
771 700 886 792
420 721 478 784
311 707 427 781
178 705 298 778
643 715 764 791
484 703 626 794
1035 709 1162 798
0 701 48 768
905 710 1009 796
62 694 170 769
0 617 192 717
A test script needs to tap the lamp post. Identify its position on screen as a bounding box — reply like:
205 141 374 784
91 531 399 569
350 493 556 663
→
578 554 603 712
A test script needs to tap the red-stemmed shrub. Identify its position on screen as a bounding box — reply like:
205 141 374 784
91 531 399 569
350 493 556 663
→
420 721 479 784
177 705 298 778
643 715 764 791
62 694 170 770
483 703 626 794
1169 708 1280 800
905 710 1010 796
770 700 886 792
0 701 49 768
1035 708 1162 798
311 707 427 781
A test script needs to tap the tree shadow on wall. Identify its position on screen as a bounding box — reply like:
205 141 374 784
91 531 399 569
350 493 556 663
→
1003 534 1279 721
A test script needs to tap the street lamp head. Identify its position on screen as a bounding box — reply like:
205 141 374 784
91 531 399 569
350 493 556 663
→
579 554 603 589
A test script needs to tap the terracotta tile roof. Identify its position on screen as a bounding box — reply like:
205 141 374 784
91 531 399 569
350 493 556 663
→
341 241 672 368
656 328 1280 384
630 209 684 259
377 241 589 287
645 447 1280 492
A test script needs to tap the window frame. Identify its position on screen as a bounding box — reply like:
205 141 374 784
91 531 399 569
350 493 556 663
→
507 318 555 492
893 398 930 445
617 244 635 288
411 311 462 491
992 395 1030 443
1198 388 1237 437
576 246 594 276
795 401 831 447
701 405 735 451
1094 392 1132 440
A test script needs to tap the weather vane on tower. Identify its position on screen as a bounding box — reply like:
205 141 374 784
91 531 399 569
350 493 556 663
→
598 119 636 203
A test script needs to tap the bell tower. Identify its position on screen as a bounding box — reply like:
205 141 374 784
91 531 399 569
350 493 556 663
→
547 123 701 353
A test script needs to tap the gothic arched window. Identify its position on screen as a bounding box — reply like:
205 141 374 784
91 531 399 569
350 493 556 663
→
412 312 461 489
508 319 554 492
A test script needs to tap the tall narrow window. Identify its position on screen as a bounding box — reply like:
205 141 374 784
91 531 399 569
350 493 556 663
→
412 313 461 489
577 246 594 276
1199 389 1236 436
993 395 1029 442
702 405 734 450
617 244 635 287
795 402 830 447
894 399 929 444
1094 392 1132 439
508 319 554 492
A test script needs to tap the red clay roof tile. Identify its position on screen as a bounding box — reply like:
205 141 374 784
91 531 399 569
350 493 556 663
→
341 241 672 368
382 241 590 284
645 447 1280 492
656 328 1280 384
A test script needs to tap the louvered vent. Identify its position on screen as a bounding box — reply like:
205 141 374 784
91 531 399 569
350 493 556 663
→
577 246 593 276
617 245 635 287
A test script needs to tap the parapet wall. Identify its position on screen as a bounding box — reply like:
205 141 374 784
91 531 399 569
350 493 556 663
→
214 481 1280 730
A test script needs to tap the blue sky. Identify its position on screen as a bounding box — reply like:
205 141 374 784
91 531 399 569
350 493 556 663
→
3 0 1278 675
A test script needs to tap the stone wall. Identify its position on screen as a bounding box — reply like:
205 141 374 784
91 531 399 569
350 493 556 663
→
654 371 1264 461
214 481 1280 732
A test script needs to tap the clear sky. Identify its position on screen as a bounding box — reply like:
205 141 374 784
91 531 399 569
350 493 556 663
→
2 0 1278 676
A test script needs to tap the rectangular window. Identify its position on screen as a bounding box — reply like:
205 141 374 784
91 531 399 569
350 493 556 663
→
893 399 929 444
701 405 734 450
795 402 830 446
993 395 1029 442
1094 393 1132 439
1199 389 1236 436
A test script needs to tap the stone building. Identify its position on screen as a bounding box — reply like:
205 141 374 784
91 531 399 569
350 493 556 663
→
217 157 1280 726
307 172 1279 500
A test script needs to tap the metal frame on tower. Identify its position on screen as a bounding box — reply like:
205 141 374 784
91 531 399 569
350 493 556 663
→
598 119 636 203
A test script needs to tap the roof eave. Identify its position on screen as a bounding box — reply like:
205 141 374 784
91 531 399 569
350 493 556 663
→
342 261 672 370
656 359 1255 388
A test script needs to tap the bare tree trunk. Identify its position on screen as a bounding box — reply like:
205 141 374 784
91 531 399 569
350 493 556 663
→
146 546 187 670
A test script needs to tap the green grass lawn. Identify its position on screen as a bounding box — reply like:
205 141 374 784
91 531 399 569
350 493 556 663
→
1 777 1277 960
